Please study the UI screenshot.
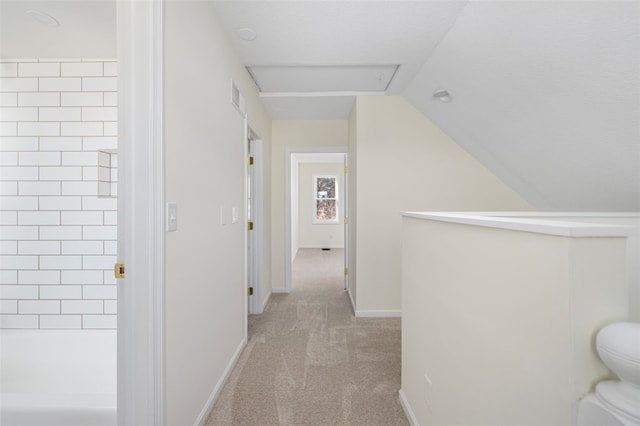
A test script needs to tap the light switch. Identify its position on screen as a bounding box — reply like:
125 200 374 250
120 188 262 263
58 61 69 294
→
166 202 177 232
231 206 239 224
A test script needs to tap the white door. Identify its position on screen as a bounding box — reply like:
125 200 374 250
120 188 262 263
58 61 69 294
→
247 136 256 313
246 133 263 315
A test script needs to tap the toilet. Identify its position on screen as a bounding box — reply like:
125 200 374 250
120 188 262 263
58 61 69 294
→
577 322 640 426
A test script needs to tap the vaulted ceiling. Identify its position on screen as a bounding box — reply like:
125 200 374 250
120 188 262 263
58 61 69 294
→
212 0 467 119
213 0 640 211
2 1 638 211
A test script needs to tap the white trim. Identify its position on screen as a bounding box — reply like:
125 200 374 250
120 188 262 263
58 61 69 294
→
439 211 640 218
117 1 165 424
312 174 340 225
398 389 419 426
243 117 249 339
254 137 265 314
248 135 265 315
194 338 247 426
271 288 290 294
355 310 401 318
343 154 349 292
151 3 165 422
260 91 385 98
261 291 272 311
285 147 348 293
347 288 356 315
402 212 636 238
298 245 345 249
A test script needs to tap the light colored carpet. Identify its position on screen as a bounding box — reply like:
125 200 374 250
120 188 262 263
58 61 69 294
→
206 248 408 426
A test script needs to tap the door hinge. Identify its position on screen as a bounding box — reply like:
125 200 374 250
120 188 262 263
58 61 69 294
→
248 156 254 166
344 217 348 225
344 267 348 276
114 263 125 279
248 286 254 296
247 221 254 231
344 166 348 174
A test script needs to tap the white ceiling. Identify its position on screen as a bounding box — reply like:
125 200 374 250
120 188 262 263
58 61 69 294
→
402 1 640 211
0 1 116 59
212 0 467 120
249 65 398 93
2 1 638 211
214 0 640 211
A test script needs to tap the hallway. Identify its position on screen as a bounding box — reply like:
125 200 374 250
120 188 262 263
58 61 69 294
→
206 249 408 425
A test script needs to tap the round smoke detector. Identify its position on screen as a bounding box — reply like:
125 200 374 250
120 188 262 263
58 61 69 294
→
27 10 60 27
433 88 452 103
235 28 257 42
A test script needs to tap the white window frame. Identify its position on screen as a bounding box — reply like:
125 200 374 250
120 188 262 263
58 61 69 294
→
312 174 339 224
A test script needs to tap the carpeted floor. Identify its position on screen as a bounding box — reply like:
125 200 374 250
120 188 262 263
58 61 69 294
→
206 248 408 426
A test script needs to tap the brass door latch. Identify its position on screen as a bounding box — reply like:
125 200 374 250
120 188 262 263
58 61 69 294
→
114 263 125 279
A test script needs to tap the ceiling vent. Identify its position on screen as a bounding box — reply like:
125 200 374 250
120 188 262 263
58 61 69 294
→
230 80 246 117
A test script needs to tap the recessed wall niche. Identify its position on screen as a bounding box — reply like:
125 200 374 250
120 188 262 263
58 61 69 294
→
98 150 118 198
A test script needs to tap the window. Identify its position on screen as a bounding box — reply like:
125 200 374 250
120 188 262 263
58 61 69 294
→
313 175 338 223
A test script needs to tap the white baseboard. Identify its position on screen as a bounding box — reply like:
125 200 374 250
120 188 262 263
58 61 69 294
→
261 291 272 312
347 288 356 315
271 288 290 294
355 309 401 318
195 337 246 426
398 389 419 426
298 245 345 249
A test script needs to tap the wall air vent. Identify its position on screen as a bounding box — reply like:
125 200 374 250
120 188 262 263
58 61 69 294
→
230 80 246 117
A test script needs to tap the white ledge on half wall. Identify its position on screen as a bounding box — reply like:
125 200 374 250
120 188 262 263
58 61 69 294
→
401 212 639 238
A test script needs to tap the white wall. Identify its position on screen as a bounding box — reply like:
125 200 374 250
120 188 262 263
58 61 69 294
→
400 215 630 425
298 162 344 249
511 214 640 321
164 2 271 424
0 58 118 329
350 96 532 314
271 120 347 290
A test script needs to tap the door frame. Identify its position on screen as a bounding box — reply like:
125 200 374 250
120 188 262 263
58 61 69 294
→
247 129 265 315
343 154 349 291
117 1 165 424
284 147 348 292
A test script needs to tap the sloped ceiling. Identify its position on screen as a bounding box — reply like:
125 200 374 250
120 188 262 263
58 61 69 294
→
403 1 640 211
212 0 468 119
214 0 639 211
2 1 637 211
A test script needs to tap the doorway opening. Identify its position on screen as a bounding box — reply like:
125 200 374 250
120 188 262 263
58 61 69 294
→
285 149 348 293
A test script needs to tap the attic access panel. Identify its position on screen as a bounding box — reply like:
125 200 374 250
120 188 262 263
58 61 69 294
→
248 65 399 93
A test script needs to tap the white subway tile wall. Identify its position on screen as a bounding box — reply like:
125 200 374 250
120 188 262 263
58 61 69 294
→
0 59 117 329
